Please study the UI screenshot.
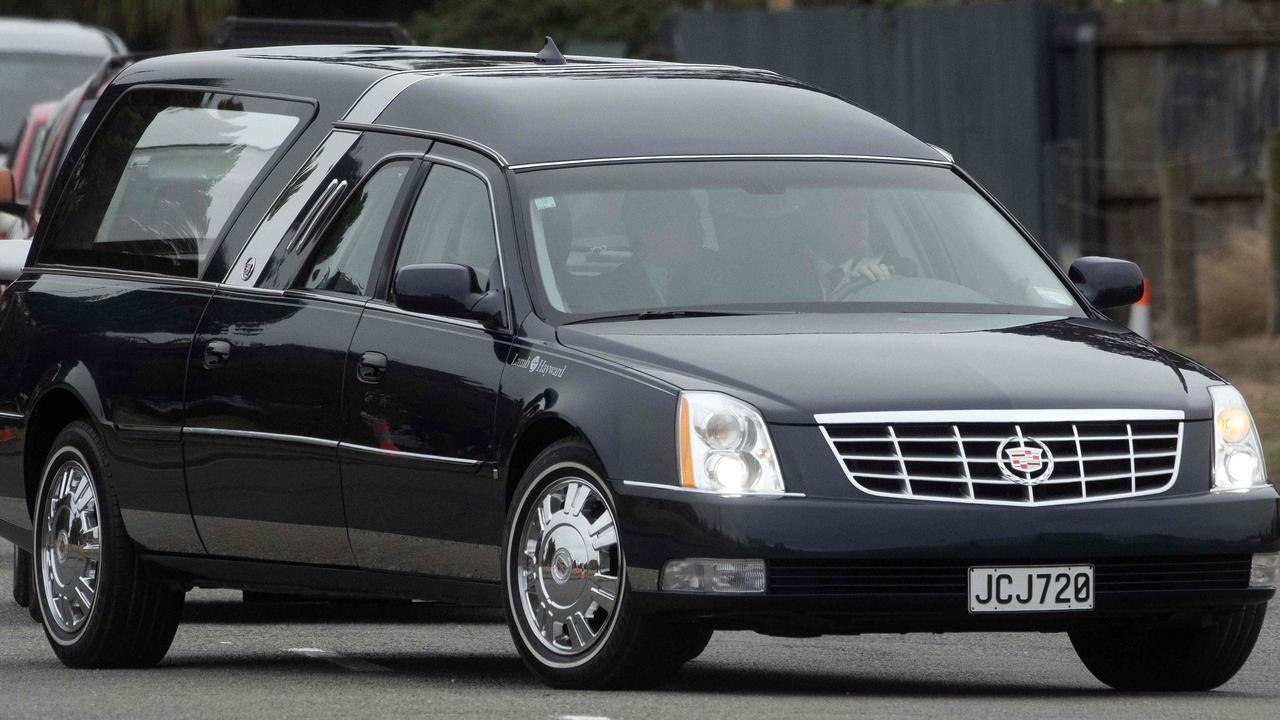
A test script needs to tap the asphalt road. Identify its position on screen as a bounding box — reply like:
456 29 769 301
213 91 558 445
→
0 541 1276 719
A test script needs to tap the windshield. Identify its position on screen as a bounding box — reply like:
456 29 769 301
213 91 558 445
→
0 53 102 150
515 161 1082 322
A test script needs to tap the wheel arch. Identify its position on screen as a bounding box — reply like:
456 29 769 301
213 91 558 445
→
23 384 99 518
503 414 600 507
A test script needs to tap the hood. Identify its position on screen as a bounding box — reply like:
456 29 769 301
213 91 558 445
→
556 313 1221 425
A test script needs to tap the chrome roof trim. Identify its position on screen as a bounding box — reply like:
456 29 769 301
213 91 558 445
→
440 62 765 78
332 121 510 167
815 409 1188 425
509 154 954 171
343 70 432 124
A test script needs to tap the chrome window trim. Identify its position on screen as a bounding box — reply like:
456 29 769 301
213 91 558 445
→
508 154 954 172
815 409 1187 425
283 289 369 310
24 265 221 291
363 300 488 332
337 442 481 467
0 411 23 420
622 480 805 498
181 427 338 449
218 285 286 298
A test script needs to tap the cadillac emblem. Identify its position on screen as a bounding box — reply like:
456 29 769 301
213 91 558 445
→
996 437 1054 485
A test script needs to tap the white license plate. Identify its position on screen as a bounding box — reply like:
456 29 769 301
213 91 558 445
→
968 565 1094 613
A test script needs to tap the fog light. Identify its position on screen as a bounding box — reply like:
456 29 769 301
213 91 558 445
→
660 558 766 593
1251 552 1280 590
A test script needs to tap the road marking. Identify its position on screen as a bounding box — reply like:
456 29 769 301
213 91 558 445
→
560 716 613 720
286 647 391 673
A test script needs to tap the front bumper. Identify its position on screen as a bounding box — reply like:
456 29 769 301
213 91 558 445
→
615 483 1280 632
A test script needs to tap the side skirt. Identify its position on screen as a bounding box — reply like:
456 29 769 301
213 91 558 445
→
139 553 502 607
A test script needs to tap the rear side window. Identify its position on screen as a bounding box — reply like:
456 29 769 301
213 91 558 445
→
300 160 412 297
38 88 308 278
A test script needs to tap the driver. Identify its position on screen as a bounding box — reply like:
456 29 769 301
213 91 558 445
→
590 190 722 310
805 189 893 299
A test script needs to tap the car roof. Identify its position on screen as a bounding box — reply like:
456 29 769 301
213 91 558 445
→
112 45 948 168
0 18 124 56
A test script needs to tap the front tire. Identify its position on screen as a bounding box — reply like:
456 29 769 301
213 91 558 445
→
34 421 184 668
502 439 694 689
1070 606 1266 691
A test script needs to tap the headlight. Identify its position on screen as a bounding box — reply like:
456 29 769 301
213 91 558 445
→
1210 385 1269 492
678 391 785 494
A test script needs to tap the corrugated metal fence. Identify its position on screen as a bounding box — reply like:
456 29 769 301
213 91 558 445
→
669 2 1058 251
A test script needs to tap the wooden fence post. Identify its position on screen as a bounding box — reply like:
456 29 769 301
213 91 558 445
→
1158 157 1199 344
1267 131 1280 335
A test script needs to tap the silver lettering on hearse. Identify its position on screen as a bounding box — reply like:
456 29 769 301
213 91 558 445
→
511 355 566 378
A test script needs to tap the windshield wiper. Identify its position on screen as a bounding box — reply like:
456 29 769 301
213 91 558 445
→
566 309 794 325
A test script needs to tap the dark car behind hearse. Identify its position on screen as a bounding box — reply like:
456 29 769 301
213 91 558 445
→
0 43 1274 690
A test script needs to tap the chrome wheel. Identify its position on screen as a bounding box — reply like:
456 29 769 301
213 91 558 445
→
38 452 102 636
516 473 621 659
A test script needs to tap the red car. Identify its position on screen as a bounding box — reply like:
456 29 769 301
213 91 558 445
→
20 55 137 234
8 101 59 205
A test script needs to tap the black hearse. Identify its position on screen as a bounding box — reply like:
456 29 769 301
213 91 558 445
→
0 43 1275 691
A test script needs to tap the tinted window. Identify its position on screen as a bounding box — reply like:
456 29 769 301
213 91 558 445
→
516 161 1082 321
301 160 411 297
395 165 497 291
39 88 306 277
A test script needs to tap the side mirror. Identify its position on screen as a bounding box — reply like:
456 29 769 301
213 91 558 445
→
392 263 504 326
0 168 26 217
1068 256 1144 309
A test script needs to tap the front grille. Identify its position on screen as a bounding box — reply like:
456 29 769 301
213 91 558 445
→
820 418 1182 506
768 556 1251 596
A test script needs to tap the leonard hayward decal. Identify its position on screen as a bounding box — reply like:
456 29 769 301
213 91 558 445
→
511 354 566 378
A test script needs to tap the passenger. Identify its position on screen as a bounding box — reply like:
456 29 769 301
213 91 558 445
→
806 189 895 300
590 190 723 310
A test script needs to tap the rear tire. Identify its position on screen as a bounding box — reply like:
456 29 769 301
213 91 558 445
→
502 438 694 689
1070 606 1266 691
34 421 184 668
12 544 31 607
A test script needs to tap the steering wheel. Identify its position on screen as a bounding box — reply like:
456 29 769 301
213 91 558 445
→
828 273 900 302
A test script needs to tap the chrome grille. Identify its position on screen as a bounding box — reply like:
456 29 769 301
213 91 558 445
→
819 415 1183 506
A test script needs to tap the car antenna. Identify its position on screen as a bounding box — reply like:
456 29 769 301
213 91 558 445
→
534 36 567 65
